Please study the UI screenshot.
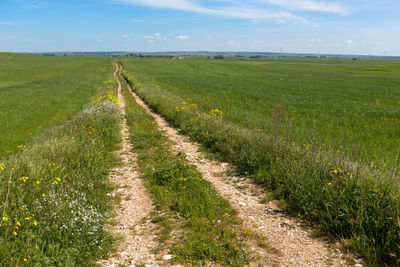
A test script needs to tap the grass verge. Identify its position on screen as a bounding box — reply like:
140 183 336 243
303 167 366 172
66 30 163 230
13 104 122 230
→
121 71 250 266
122 70 400 266
0 85 122 266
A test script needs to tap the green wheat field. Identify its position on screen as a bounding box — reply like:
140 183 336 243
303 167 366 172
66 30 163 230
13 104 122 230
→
1 53 399 266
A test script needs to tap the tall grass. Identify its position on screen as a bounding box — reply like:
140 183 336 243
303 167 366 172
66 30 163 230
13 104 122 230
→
122 71 400 266
0 86 121 266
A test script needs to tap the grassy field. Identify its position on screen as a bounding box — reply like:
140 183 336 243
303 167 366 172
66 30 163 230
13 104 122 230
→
121 57 400 265
0 54 121 265
121 57 400 172
0 53 112 155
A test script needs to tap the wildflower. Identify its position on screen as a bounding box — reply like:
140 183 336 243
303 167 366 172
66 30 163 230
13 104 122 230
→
20 176 29 182
328 182 332 186
208 108 223 119
2 217 8 222
36 181 40 184
8 180 12 184
13 231 17 236
33 220 37 226
17 221 21 226
42 193 45 197
24 259 27 262
0 163 4 170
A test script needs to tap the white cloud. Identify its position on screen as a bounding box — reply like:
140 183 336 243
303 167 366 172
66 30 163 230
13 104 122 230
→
308 38 322 42
117 0 309 23
254 0 348 14
121 34 130 38
0 21 15 25
249 38 265 45
176 35 189 39
14 0 44 9
346 39 354 46
144 33 167 40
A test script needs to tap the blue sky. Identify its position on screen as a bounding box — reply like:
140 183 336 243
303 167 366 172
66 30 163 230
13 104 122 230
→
1 0 399 55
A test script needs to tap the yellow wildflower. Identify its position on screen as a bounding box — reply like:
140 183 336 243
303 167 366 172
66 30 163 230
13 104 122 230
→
20 176 29 182
33 220 37 226
13 231 17 236
2 217 8 222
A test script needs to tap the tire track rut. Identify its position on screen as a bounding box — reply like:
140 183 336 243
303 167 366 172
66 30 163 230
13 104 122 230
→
101 64 161 267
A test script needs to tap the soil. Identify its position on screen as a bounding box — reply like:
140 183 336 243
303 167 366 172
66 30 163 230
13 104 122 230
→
100 64 164 267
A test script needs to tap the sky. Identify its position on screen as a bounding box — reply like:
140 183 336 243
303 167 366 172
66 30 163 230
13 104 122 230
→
0 0 399 55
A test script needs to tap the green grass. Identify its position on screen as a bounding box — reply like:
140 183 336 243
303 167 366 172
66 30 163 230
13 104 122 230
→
120 69 250 266
0 58 121 266
120 58 400 266
0 53 112 155
120 57 400 172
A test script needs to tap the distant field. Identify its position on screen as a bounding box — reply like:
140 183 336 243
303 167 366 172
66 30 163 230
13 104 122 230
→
0 53 111 155
122 57 400 171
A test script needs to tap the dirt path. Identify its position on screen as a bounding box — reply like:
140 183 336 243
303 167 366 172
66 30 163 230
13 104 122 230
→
120 66 364 267
101 64 162 267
